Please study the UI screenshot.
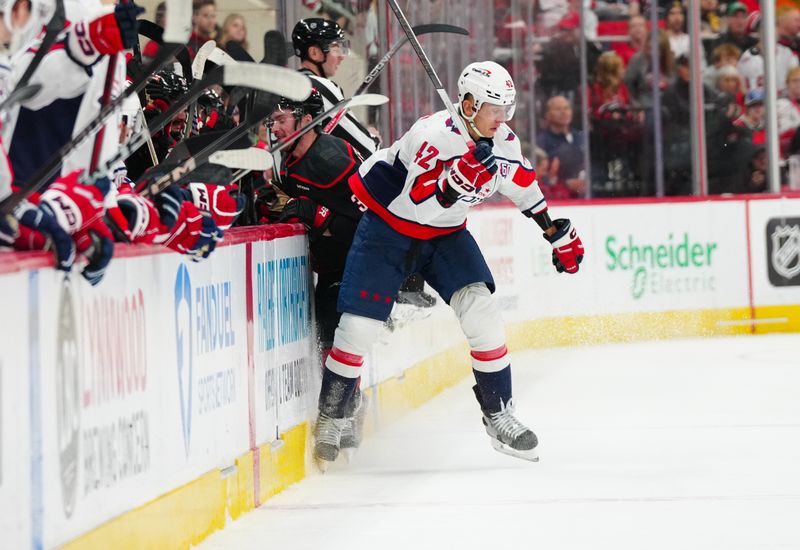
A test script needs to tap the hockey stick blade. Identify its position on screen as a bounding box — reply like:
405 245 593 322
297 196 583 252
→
209 148 273 171
208 47 236 67
223 64 312 101
192 40 217 79
0 84 42 112
163 0 192 44
341 93 389 109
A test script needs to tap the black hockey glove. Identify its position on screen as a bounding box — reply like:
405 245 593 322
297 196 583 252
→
82 230 114 286
278 197 332 236
114 2 145 50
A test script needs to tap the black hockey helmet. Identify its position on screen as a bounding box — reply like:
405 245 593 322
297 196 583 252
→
273 88 324 121
292 18 348 59
144 69 189 104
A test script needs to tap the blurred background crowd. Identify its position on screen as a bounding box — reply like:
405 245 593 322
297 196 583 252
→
136 0 800 199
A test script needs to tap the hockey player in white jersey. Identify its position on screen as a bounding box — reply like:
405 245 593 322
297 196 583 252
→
313 61 585 465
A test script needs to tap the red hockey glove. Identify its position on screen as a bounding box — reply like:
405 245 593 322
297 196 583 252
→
439 139 497 206
279 196 331 233
187 183 245 230
544 218 584 274
88 2 144 55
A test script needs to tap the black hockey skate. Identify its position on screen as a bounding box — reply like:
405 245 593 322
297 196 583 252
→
474 385 539 462
314 413 348 471
339 391 366 461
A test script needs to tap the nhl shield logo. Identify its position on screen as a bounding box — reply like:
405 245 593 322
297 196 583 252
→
766 218 800 286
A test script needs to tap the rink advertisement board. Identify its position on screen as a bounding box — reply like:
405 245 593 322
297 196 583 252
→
747 198 800 306
0 229 313 549
32 246 251 548
0 271 32 550
251 233 317 444
1 195 799 549
468 200 751 321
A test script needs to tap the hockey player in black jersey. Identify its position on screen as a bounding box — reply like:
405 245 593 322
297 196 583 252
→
268 89 367 459
291 17 435 311
291 18 377 160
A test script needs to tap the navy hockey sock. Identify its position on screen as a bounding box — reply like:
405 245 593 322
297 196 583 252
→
319 367 359 418
472 365 512 413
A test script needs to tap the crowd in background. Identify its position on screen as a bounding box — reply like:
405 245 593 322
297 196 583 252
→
143 0 800 200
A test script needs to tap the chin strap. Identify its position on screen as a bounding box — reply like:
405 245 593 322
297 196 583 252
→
458 104 487 139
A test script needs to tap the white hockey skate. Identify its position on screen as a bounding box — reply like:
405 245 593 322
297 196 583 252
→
481 399 539 462
314 413 348 471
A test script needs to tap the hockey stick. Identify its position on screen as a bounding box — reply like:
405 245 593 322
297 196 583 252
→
184 40 217 138
81 63 311 186
385 0 471 147
208 47 236 67
209 148 273 171
140 93 388 197
0 0 193 216
0 84 42 113
322 23 468 134
0 0 65 114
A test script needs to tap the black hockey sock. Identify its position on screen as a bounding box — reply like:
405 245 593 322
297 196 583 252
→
319 367 359 418
472 365 513 413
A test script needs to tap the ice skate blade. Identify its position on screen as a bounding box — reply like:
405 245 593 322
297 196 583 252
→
341 448 356 463
490 439 539 462
315 456 333 473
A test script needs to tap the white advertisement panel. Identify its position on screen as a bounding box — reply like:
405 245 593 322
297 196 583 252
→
0 271 33 549
747 198 800 306
252 234 316 444
469 201 750 321
35 245 251 548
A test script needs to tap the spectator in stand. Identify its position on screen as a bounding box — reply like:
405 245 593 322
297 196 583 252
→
142 1 166 63
666 2 689 59
537 12 601 102
734 88 766 145
705 2 756 62
589 51 643 196
701 0 722 35
624 29 674 109
703 43 742 89
220 13 248 53
777 67 800 157
777 6 800 60
187 0 217 59
743 145 768 193
715 64 745 112
537 96 587 198
661 55 697 195
612 14 647 67
738 11 799 94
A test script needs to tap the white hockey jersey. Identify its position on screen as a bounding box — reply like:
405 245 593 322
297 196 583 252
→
737 44 799 94
2 1 124 190
351 109 547 239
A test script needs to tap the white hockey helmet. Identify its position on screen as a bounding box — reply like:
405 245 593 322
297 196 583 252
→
1 0 55 55
457 61 517 123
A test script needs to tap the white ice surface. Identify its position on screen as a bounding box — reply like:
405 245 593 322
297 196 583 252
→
196 334 800 550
